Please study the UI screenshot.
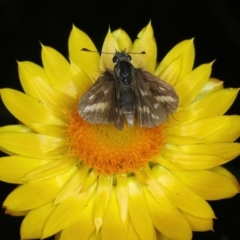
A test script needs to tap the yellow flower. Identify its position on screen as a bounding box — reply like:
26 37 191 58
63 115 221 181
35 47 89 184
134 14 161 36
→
0 22 240 240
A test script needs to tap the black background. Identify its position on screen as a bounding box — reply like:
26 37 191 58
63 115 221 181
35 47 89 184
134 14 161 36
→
0 0 240 239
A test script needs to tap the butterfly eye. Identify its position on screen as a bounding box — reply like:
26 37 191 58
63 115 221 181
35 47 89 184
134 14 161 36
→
128 55 132 61
113 56 117 63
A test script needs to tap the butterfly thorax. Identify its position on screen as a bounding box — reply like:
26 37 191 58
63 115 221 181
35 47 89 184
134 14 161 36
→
114 60 132 85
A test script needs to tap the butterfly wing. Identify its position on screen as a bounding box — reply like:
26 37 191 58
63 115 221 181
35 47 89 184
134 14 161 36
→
78 70 124 130
134 69 179 127
112 75 124 130
78 70 115 124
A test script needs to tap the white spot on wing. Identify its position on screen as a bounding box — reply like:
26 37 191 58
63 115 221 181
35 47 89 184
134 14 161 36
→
104 89 109 94
154 103 159 109
143 106 150 114
139 88 148 96
156 96 176 103
127 117 134 126
83 102 109 112
151 113 156 119
89 95 94 100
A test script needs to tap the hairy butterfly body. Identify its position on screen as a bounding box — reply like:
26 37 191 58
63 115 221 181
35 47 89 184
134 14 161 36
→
78 51 179 130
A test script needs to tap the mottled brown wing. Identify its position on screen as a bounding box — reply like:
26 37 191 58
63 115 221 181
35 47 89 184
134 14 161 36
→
78 70 115 124
134 69 179 128
112 74 124 130
140 70 179 113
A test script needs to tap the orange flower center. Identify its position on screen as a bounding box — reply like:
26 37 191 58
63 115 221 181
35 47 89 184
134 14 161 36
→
68 102 165 175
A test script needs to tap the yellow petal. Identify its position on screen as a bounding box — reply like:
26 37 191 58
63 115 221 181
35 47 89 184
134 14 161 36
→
162 142 240 170
175 62 213 108
1 89 65 130
70 62 93 97
167 88 239 127
31 123 67 138
94 176 113 232
154 155 182 170
0 87 66 137
186 88 240 116
156 231 171 240
101 189 126 240
172 169 239 200
167 116 240 143
100 28 119 71
21 156 76 181
0 121 65 141
144 187 192 240
112 28 132 52
115 176 129 226
157 57 181 86
42 183 96 238
162 148 223 170
127 219 157 240
80 170 98 192
0 155 49 184
6 209 29 216
127 219 144 240
144 168 173 211
4 171 72 211
181 211 213 231
30 76 75 121
156 39 194 85
166 143 240 162
68 25 100 80
131 22 157 73
128 177 155 240
152 166 215 218
20 202 56 239
211 166 239 189
55 232 61 240
18 61 49 99
41 45 77 97
167 109 204 127
55 166 89 204
0 124 32 134
0 124 33 155
0 132 65 157
166 135 205 145
86 231 99 240
59 195 95 240
203 117 240 142
194 78 223 101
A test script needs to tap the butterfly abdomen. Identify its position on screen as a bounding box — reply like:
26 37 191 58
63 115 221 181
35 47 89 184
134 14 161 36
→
120 87 135 127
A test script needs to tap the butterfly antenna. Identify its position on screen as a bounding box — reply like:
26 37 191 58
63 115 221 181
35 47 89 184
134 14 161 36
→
128 51 146 54
81 48 115 54
81 48 98 53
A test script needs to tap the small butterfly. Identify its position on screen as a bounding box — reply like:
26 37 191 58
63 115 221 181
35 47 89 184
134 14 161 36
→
78 50 179 130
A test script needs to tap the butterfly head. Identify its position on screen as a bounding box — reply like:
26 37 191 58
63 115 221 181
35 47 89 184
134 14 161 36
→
112 51 132 64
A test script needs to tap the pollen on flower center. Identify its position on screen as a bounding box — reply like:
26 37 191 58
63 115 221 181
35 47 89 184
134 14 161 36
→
67 101 165 175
